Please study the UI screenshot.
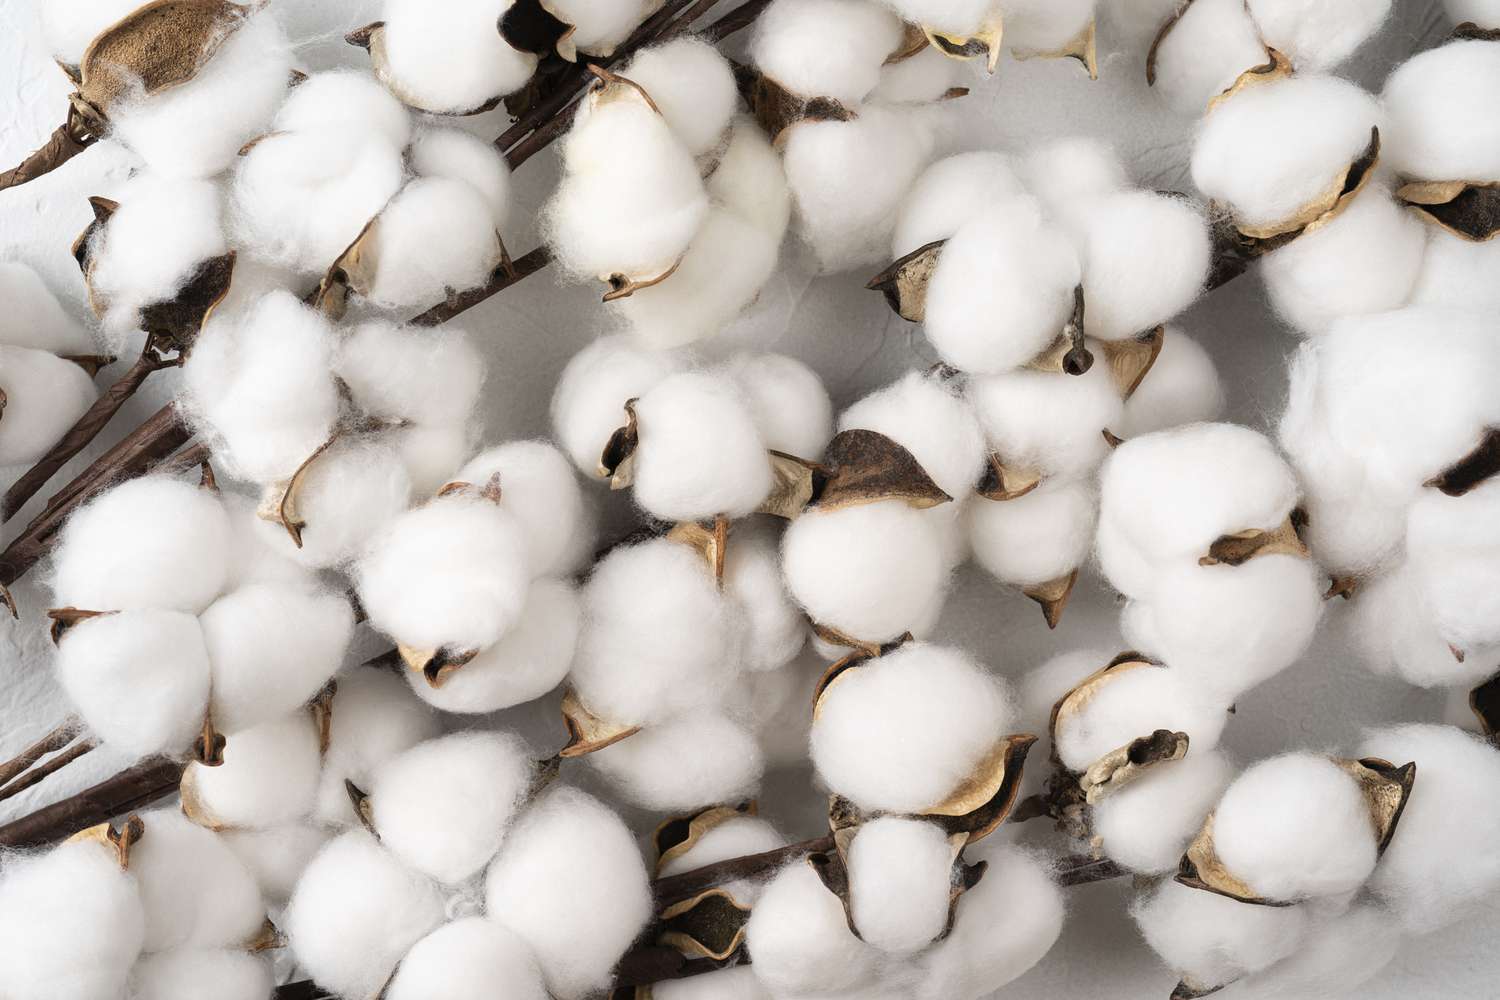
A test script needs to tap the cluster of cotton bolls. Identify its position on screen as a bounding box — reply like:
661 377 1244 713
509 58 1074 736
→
0 262 100 467
1133 724 1500 999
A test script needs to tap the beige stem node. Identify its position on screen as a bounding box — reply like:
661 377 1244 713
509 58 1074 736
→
1078 729 1190 805
866 239 945 323
1024 287 1092 376
68 812 145 869
602 254 683 303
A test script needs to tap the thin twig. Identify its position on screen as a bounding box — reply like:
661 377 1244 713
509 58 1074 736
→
0 738 98 804
0 755 184 850
0 121 95 191
704 0 773 41
654 834 835 907
0 718 82 788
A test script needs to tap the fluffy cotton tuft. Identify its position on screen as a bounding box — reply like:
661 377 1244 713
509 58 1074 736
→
1094 750 1235 873
968 362 1125 481
221 824 330 904
385 918 549 1000
1053 665 1228 772
967 480 1096 587
377 0 537 113
130 809 265 952
750 0 904 104
727 353 834 459
1021 137 1129 217
184 712 321 829
657 816 789 878
0 261 94 355
1406 481 1500 652
1245 0 1392 72
410 127 514 229
128 949 273 1000
545 0 654 54
725 524 805 672
336 321 484 429
1117 329 1224 437
1382 40 1500 182
364 177 503 309
587 712 765 810
1133 879 1308 990
839 370 987 501
272 70 413 150
1149 0 1268 116
1229 903 1401 1000
847 817 954 955
745 861 877 995
40 0 144 66
623 38 739 156
551 334 682 474
1344 565 1495 687
893 152 1027 257
315 670 442 827
0 346 98 466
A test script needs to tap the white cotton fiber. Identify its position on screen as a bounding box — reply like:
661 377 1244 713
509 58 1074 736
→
370 732 535 884
750 0 904 104
1444 0 1500 26
967 480 1096 588
386 918 549 1000
485 787 652 1000
571 537 736 725
918 842 1065 1000
658 815 788 878
1357 723 1500 932
285 830 446 1000
551 333 682 474
1134 880 1308 990
315 670 442 827
273 69 413 150
356 494 529 652
1347 564 1497 688
40 0 144 67
409 577 581 713
544 0 653 55
455 442 593 578
336 321 483 428
1002 0 1096 51
727 353 834 459
1117 329 1225 438
390 422 473 497
221 824 330 903
1094 749 1234 873
630 372 774 521
893 151 1027 257
811 642 1014 813
128 948 273 1000
924 198 1083 374
782 500 949 644
840 370 987 500
1192 76 1381 231
1150 0 1268 116
378 0 537 113
222 492 308 588
1019 647 1111 755
711 119 793 237
1410 227 1500 312
1021 137 1129 219
623 38 738 156
1212 754 1378 901
874 45 967 104
1382 40 1500 182
744 862 877 995
52 475 231 612
587 711 765 810
847 817 954 955
725 524 805 672
1406 481 1500 652
0 838 144 1000
654 967 770 1000
184 712 321 829
410 126 514 228
0 261 94 355
1246 0 1391 72
131 809 265 952
1227 903 1401 1000
365 177 503 309
876 0 993 36
0 346 97 466
1072 191 1210 341
1053 665 1228 772
56 610 211 757
968 362 1125 480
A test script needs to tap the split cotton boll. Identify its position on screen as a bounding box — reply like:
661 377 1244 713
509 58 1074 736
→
968 363 1125 480
892 151 1027 257
781 500 949 644
744 862 877 996
131 809 265 952
1212 754 1379 901
1382 40 1500 182
551 333 682 474
485 787 652 1000
923 199 1082 374
725 526 805 672
1409 227 1500 312
1226 904 1401 1000
377 0 537 113
570 538 736 726
184 712 321 829
40 0 144 67
1149 0 1267 116
1406 482 1500 651
810 642 1014 813
0 838 144 1000
630 372 773 521
1116 330 1225 438
1093 749 1234 874
657 815 788 878
356 495 530 653
1020 137 1128 219
456 442 594 578
873 46 968 105
0 261 95 355
1357 724 1500 932
52 476 231 613
0 346 97 466
1053 666 1228 773
623 38 739 156
1346 565 1498 688
272 70 413 151
128 949 273 1000
221 493 307 588
750 0 905 104
315 670 442 827
221 824 330 903
385 918 549 1000
1191 76 1381 232
370 732 535 884
727 352 834 459
586 712 765 810
847 817 954 955
335 321 484 428
839 370 987 501
966 480 1096 588
362 177 503 310
285 830 447 1000
410 126 514 229
1133 879 1308 991
1245 0 1392 71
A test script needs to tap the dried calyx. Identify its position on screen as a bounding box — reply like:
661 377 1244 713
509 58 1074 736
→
1399 179 1500 242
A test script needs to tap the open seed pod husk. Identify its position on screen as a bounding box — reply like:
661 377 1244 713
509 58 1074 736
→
887 22 933 64
1424 426 1500 497
1049 652 1163 754
810 633 916 719
558 688 641 758
67 813 145 869
1022 568 1079 630
1204 48 1293 114
1469 672 1500 739
1012 17 1098 80
499 0 578 61
1077 729 1190 805
757 450 824 519
807 428 953 513
344 778 377 834
922 16 1004 74
867 238 945 323
921 733 1037 843
46 607 114 645
244 918 286 953
1146 0 1268 94
256 432 342 549
193 708 226 767
179 764 226 830
976 453 1042 502
1023 286 1093 376
1234 127 1381 242
653 802 758 875
346 21 508 115
70 196 119 317
657 888 752 961
666 515 730 588
313 215 379 322
1171 976 1225 1000
738 64 857 148
1398 179 1500 242
599 398 641 489
1197 509 1310 567
1174 812 1294 906
398 644 481 689
310 679 337 756
1099 325 1166 400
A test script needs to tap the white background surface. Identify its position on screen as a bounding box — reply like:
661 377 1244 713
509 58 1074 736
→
1 1 1494 996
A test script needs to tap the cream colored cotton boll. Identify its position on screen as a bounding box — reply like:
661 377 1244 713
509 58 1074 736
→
485 787 652 1000
654 967 771 1000
1134 880 1309 990
1225 904 1401 1000
1443 0 1500 26
286 830 447 999
336 321 484 428
545 0 657 55
917 843 1065 1000
1357 724 1500 932
1116 330 1224 437
1406 481 1500 652
53 475 231 612
725 525 806 672
967 480 1096 588
840 370 987 500
846 817 954 955
1053 666 1228 773
923 199 1083 374
0 838 144 1000
657 816 788 878
357 495 530 653
377 0 537 113
623 38 739 156
1409 227 1500 311
130 809 265 952
1383 40 1500 182
128 948 273 1000
745 862 878 995
1149 0 1268 116
571 538 737 726
587 712 765 810
409 126 514 228
782 500 949 644
315 670 442 827
1093 749 1234 874
709 119 793 239
892 151 1026 257
39 0 145 67
0 261 95 355
272 69 413 151
873 46 968 104
750 0 905 105
385 918 549 1000
968 362 1125 480
0 346 98 466
220 824 330 903
551 333 683 474
1020 137 1129 219
456 442 594 578
726 353 834 459
1347 565 1498 688
363 177 502 309
184 713 321 829
1245 0 1391 72
811 642 1014 813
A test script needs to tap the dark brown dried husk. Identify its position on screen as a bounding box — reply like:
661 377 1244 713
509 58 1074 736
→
653 802 758 875
1470 671 1500 738
739 65 856 146
921 734 1037 843
976 454 1042 502
599 398 641 487
1424 427 1500 497
1022 568 1079 630
866 239 944 322
1451 21 1500 42
1171 977 1225 1000
1398 180 1500 242
46 606 114 644
78 0 258 115
193 708 226 767
500 0 576 58
136 251 236 352
1023 286 1093 377
657 888 752 961
0 112 97 191
809 428 952 512
1198 509 1310 567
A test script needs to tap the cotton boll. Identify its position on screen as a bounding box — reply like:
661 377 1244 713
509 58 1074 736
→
923 199 1082 374
1134 879 1308 990
410 126 513 228
874 45 968 104
918 843 1064 1000
272 69 413 150
1116 329 1224 438
363 177 502 309
1002 0 1096 51
1093 749 1234 873
40 0 144 67
286 830 446 999
893 151 1027 257
571 538 737 725
967 480 1096 588
726 353 833 459
1357 724 1500 932
782 500 949 644
390 422 473 497
1409 227 1500 311
485 787 652 1000
744 861 878 995
750 0 905 104
623 38 738 156
968 363 1125 480
184 713 321 829
1020 137 1129 219
1246 0 1390 72
0 345 98 466
386 918 548 1000
1406 481 1500 651
1149 0 1268 116
1053 666 1228 773
545 0 654 55
221 493 309 588
336 321 483 427
128 948 273 1000
1347 564 1498 688
455 442 593 578
587 712 765 810
811 642 1013 813
1382 40 1500 182
131 809 265 952
220 824 330 903
839 370 987 501
726 525 805 672
1226 904 1400 1000
709 119 793 239
1443 0 1500 26
357 495 529 653
1020 647 1113 735
551 333 683 474
847 817 953 955
654 967 770 1000
0 261 94 354
378 0 537 113
315 670 442 827
658 816 788 878
0 838 144 1000
875 0 994 36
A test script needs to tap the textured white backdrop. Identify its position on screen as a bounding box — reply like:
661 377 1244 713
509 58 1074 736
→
1 0 1493 996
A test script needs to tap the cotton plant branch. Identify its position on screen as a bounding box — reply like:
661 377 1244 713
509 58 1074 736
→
0 737 98 804
0 756 184 850
0 717 82 787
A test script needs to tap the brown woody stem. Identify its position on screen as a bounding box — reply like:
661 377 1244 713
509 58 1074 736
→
0 755 184 849
0 121 95 191
0 718 82 787
0 737 97 804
